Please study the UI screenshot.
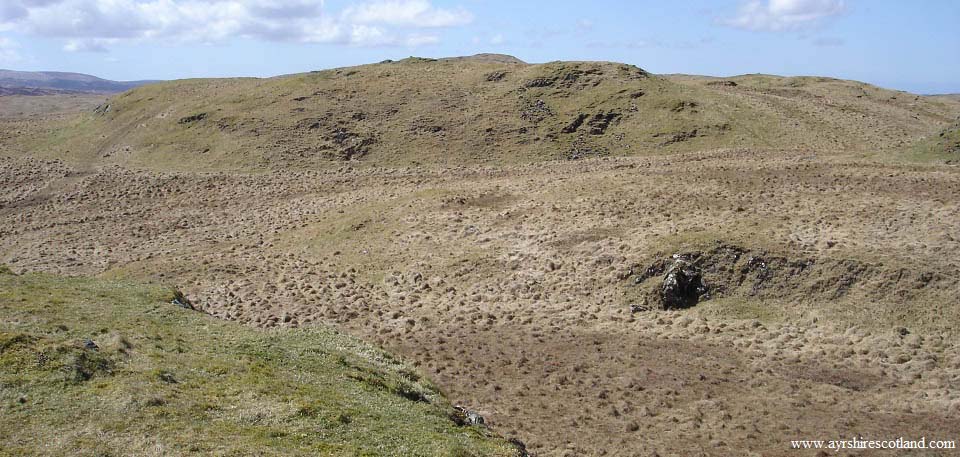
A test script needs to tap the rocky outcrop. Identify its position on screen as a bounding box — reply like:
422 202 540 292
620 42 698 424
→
660 258 708 309
178 113 207 124
630 242 951 310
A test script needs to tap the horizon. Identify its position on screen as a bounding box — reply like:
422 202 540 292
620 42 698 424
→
0 0 958 94
3 55 957 96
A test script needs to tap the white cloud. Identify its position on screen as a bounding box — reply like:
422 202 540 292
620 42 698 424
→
0 0 471 50
0 36 21 64
64 38 111 52
343 0 472 28
404 33 439 46
489 33 504 45
722 0 844 31
585 39 654 49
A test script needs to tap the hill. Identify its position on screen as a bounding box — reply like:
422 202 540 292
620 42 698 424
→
931 94 960 102
0 87 86 96
0 69 157 94
0 268 521 456
0 94 106 118
9 55 959 171
3 55 960 456
903 117 960 163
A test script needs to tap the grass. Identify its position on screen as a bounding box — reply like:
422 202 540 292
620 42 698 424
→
895 120 960 163
0 94 105 119
693 297 789 324
0 269 517 456
10 56 957 173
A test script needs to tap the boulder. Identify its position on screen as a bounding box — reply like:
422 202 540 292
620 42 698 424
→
171 289 196 310
660 258 708 309
82 339 99 351
453 405 486 426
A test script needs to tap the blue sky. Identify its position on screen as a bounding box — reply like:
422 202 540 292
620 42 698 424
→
0 0 957 93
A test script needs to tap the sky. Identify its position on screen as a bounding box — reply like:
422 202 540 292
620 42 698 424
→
0 0 957 94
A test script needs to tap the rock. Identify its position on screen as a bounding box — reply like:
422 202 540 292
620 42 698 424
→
671 101 699 112
178 113 207 124
655 128 700 146
157 371 178 384
453 405 486 426
586 111 622 135
562 113 589 134
520 99 552 122
171 289 196 310
707 80 738 87
485 71 508 82
82 339 99 351
509 437 531 457
466 410 484 425
660 259 707 309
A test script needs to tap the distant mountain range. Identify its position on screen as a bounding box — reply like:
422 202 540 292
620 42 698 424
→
0 69 159 95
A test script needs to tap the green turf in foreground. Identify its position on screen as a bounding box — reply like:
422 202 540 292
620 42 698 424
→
0 269 516 456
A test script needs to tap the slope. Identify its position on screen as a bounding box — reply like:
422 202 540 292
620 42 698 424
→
0 69 158 93
10 55 959 171
0 268 520 456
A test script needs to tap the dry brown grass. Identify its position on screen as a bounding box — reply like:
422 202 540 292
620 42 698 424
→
3 56 960 456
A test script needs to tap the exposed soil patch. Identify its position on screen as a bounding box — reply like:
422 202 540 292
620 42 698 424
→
586 111 621 135
178 112 207 124
654 123 730 145
561 113 589 133
706 80 738 87
631 242 953 310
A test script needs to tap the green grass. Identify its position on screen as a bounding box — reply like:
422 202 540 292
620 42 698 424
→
0 269 516 456
896 120 960 163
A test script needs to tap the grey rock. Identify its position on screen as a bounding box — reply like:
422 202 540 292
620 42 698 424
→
171 289 196 310
660 259 708 309
454 405 486 426
82 339 99 351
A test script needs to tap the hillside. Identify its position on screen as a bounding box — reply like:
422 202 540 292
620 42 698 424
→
0 87 85 96
9 55 959 171
0 269 521 456
4 148 960 455
901 117 960 163
0 94 106 118
0 69 157 94
931 94 960 102
3 55 960 456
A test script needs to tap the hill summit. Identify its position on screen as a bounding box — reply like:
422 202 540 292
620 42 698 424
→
11 55 960 170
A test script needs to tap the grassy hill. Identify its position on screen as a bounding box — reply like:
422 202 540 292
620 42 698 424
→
0 94 106 118
0 69 157 94
0 268 519 456
10 55 959 171
899 117 960 163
